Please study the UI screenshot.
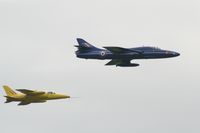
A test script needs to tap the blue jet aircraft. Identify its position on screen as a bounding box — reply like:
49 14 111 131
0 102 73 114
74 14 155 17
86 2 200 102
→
75 38 180 67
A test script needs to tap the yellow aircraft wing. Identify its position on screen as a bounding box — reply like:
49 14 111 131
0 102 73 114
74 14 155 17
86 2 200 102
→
18 101 31 105
16 89 45 96
18 100 46 105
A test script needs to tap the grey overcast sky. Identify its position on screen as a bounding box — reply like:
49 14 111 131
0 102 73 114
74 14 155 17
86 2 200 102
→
0 0 200 133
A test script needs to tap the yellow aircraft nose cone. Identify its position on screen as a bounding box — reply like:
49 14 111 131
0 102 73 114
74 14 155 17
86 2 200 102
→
65 95 70 98
61 95 70 99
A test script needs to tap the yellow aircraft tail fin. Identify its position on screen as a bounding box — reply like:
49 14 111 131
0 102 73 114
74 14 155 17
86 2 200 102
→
3 85 17 97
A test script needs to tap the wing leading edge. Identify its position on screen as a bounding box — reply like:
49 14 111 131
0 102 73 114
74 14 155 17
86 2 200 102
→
103 47 143 54
16 89 45 96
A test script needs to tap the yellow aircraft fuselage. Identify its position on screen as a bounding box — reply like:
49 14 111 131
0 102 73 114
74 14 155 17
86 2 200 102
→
7 93 70 101
3 85 70 105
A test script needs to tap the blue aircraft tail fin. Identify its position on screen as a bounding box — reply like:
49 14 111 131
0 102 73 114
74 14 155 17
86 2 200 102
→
75 38 99 51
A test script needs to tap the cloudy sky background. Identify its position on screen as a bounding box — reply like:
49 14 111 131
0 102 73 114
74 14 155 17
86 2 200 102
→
0 0 200 133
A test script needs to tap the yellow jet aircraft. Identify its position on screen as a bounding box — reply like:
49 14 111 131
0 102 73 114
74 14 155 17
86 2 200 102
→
3 85 70 105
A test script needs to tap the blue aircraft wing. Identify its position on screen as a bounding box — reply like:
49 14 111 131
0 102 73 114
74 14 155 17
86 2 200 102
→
105 59 129 65
103 47 143 54
105 59 139 67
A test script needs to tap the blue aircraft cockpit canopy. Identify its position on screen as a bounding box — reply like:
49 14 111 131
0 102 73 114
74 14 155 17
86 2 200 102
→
153 47 162 50
136 46 159 50
145 46 162 50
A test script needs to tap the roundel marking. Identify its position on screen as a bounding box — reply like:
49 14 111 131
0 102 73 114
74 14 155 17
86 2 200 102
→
100 51 106 56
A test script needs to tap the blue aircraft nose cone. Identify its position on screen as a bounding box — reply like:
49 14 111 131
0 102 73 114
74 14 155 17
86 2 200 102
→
171 51 180 57
175 52 180 57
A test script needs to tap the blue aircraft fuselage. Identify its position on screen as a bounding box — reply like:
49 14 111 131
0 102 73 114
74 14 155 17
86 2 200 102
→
75 38 180 67
76 47 180 60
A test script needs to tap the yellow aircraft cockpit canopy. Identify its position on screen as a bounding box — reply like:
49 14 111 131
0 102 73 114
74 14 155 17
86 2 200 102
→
47 92 55 94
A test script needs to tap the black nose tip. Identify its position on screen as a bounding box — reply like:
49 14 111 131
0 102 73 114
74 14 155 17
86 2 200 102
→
172 51 180 57
176 52 180 56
